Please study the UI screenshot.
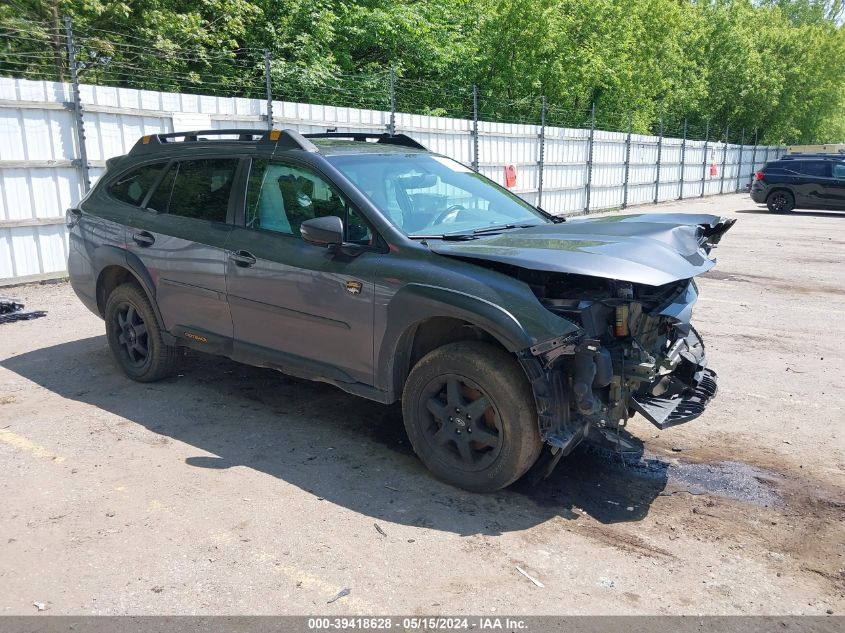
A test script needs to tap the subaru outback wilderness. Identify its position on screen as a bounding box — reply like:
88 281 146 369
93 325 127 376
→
68 129 733 492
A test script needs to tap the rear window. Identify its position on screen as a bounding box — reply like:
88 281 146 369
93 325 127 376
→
145 158 239 222
108 163 166 206
762 161 795 174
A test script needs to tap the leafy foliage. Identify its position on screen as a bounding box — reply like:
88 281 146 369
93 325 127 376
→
1 0 843 142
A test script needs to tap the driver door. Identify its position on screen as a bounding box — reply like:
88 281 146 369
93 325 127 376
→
225 158 383 386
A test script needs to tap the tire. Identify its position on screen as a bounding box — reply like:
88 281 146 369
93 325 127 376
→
401 341 543 492
104 283 179 382
766 189 794 213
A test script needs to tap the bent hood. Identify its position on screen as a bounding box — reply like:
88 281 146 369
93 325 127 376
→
427 213 736 286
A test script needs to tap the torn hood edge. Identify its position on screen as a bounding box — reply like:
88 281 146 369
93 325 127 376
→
427 213 736 286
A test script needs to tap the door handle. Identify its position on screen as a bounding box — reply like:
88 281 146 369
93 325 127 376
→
229 250 257 267
132 231 155 247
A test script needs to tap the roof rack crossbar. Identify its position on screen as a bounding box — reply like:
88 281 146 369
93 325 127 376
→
129 129 267 154
156 129 265 141
304 132 427 150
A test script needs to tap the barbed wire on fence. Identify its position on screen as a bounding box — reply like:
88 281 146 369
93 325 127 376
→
0 18 776 147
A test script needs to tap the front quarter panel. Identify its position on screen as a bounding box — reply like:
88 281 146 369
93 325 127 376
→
372 246 582 395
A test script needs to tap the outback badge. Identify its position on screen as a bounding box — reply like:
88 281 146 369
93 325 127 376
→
346 280 363 295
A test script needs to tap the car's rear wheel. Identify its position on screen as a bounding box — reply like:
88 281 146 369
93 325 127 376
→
401 341 543 492
766 190 794 213
105 283 179 382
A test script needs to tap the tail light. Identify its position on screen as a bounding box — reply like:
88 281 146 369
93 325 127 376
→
754 171 764 181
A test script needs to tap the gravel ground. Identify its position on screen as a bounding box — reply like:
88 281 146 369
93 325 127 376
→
0 193 843 616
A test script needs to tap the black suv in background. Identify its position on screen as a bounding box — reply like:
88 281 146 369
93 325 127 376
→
751 156 845 213
68 129 733 491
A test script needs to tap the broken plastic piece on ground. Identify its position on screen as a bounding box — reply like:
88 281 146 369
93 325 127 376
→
0 297 47 324
515 566 544 587
327 587 351 604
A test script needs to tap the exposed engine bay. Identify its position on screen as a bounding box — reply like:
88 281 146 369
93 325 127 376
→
508 269 718 479
536 271 712 421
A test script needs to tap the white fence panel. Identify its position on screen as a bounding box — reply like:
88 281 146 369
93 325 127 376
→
0 76 786 283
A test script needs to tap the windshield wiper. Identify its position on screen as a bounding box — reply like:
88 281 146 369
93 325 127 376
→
408 233 478 241
409 222 541 241
470 222 540 235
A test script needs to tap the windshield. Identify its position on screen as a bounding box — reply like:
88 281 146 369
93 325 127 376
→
326 153 547 236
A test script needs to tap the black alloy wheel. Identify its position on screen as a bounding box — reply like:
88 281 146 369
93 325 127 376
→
402 341 543 492
418 373 503 471
113 302 149 367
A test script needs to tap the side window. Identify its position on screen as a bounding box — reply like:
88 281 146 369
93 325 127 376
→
798 161 831 177
246 159 373 244
145 158 238 222
832 163 845 178
108 163 166 206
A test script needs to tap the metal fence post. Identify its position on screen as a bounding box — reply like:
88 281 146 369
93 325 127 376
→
719 125 729 194
388 67 396 136
700 121 710 198
584 102 596 214
653 118 663 204
64 16 89 193
678 119 688 200
622 110 632 208
263 50 273 131
471 84 479 171
537 95 546 209
751 129 758 176
736 128 745 192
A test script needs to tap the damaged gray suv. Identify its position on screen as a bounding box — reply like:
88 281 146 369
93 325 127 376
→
67 129 734 492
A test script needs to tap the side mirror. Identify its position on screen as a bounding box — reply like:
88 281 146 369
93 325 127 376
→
300 216 344 246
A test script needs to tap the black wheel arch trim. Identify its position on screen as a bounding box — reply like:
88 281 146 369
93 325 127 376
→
376 283 581 401
92 245 174 345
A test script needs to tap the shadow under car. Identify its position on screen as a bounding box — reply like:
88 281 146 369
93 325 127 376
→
1 335 671 535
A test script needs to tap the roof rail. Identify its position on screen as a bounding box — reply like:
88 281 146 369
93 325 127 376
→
304 132 427 151
129 128 318 155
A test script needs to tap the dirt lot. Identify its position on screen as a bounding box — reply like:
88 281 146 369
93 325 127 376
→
1 193 843 616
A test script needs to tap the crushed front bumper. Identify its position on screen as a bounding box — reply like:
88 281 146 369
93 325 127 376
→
522 312 719 451
627 323 718 429
631 367 718 429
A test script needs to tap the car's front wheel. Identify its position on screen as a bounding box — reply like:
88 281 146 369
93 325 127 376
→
401 341 543 492
766 189 794 213
105 283 179 382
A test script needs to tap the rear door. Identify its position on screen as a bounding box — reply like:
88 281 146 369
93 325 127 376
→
224 157 383 386
71 161 166 303
125 157 241 352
